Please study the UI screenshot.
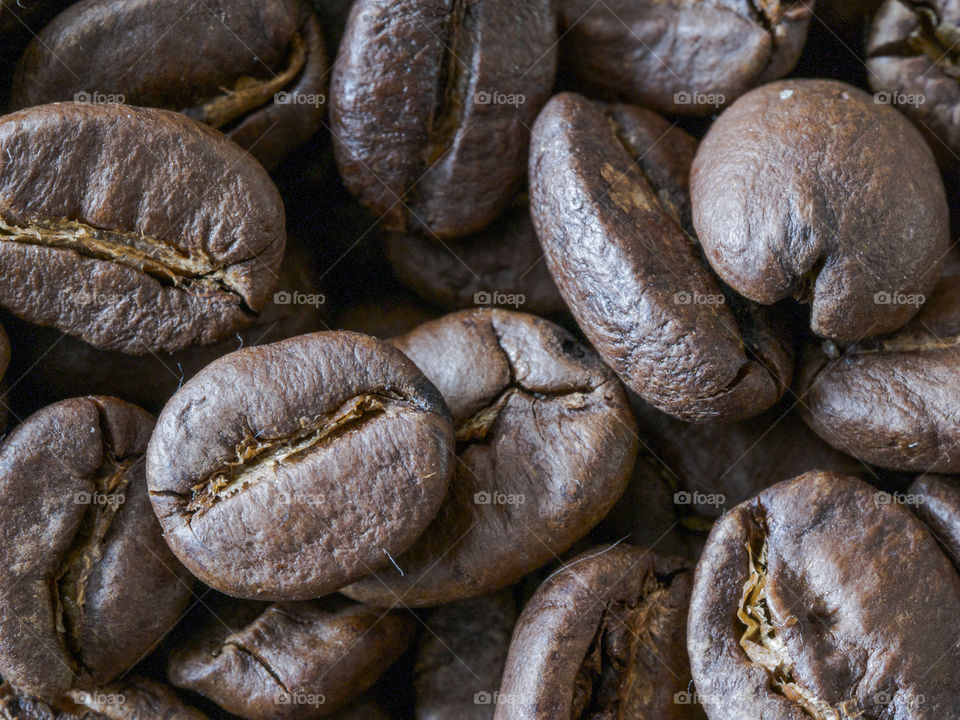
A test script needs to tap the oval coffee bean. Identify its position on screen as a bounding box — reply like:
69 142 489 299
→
343 309 638 606
868 0 960 172
146 331 454 600
0 397 194 700
797 278 960 473
909 474 960 569
167 596 415 720
688 472 960 719
496 544 701 720
0 102 285 354
530 93 793 421
415 591 516 720
331 0 556 238
12 0 328 170
554 0 811 115
691 79 948 342
0 676 209 720
384 196 566 316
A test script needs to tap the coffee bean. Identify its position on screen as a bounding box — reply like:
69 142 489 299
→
554 0 811 115
496 544 702 719
909 474 960 571
330 0 556 238
342 309 638 606
691 78 949 342
384 196 566 316
798 277 960 473
0 397 194 700
415 591 516 720
0 102 285 354
167 596 415 720
688 471 960 719
530 93 793 422
146 330 454 600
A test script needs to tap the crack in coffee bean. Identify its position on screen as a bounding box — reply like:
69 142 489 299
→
183 33 308 131
220 639 292 695
182 391 411 516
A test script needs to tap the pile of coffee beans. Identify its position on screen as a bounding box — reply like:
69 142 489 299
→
0 0 958 718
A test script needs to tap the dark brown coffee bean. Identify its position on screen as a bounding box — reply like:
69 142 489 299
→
689 472 960 719
530 93 793 422
0 397 194 700
554 0 811 115
868 0 960 172
384 196 566 316
330 0 556 238
146 330 454 600
909 474 960 570
797 277 960 473
496 544 702 720
12 0 328 169
0 676 209 720
691 79 948 342
601 396 865 560
167 596 415 720
415 591 516 720
0 102 285 354
342 309 638 606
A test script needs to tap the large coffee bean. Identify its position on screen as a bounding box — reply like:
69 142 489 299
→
554 0 811 115
691 79 948 342
330 0 556 238
343 309 638 606
146 331 454 600
530 93 793 422
496 544 703 720
688 472 960 719
0 397 194 700
0 103 285 354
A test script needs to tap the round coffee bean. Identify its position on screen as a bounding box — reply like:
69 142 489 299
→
554 0 811 115
688 472 960 719
146 330 454 600
530 93 793 422
797 277 960 473
331 0 556 238
0 102 285 354
0 397 194 700
167 596 415 720
868 0 960 172
415 591 516 720
909 474 960 570
342 309 638 606
11 0 328 170
384 196 566 316
496 544 700 720
691 79 948 342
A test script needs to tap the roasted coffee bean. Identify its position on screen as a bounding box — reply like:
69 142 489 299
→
797 277 960 473
330 0 556 238
530 94 793 422
688 472 960 719
0 397 194 700
1 237 326 416
868 0 960 172
12 0 328 169
342 309 638 606
0 321 8 431
0 677 208 720
146 331 454 600
415 591 516 720
691 79 948 342
0 102 285 354
496 544 702 720
554 0 811 115
601 396 864 560
909 474 960 570
384 196 566 316
167 596 415 720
